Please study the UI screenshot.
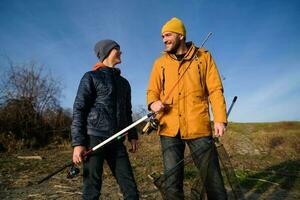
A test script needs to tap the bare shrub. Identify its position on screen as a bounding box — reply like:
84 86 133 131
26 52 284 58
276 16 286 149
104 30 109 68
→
0 60 61 115
0 59 70 150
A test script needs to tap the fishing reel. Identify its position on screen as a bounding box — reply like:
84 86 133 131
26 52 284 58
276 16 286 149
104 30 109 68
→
67 164 80 179
142 117 160 135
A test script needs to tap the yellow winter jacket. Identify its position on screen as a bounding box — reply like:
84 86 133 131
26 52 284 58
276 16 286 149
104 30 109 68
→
147 42 227 139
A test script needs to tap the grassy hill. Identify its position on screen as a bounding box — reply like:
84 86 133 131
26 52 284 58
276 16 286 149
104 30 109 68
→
0 121 299 199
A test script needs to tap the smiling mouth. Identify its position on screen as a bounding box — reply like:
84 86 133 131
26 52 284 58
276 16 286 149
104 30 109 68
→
165 42 172 47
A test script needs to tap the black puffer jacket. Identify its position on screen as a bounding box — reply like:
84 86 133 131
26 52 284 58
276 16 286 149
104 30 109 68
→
71 67 138 147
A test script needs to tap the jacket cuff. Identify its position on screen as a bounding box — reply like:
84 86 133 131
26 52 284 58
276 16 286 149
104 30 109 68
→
127 127 138 141
71 135 87 147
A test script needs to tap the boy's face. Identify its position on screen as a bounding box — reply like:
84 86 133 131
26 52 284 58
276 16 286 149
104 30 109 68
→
107 48 122 66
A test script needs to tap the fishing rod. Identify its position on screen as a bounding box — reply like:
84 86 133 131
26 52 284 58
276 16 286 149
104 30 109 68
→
38 112 155 184
201 32 212 47
213 98 244 200
227 95 237 117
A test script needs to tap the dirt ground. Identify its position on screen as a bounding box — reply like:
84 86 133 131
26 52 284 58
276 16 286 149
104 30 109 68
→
1 124 300 199
0 134 165 200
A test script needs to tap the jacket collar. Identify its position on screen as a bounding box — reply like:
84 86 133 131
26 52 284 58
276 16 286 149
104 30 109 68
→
92 62 106 71
92 62 121 75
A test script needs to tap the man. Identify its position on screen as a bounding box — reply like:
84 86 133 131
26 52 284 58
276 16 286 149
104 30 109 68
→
71 39 139 200
147 17 227 199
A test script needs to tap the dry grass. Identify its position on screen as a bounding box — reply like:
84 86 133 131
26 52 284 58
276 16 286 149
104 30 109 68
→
0 121 300 199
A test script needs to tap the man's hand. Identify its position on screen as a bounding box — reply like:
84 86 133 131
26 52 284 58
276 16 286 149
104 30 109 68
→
73 146 86 164
150 100 165 113
129 139 138 153
214 122 226 137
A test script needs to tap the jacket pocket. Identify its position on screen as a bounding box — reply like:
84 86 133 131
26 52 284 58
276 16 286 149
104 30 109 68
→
190 90 206 104
87 107 109 130
189 90 209 118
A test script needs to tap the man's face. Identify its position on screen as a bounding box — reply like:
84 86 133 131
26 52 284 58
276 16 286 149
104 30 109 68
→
162 32 181 53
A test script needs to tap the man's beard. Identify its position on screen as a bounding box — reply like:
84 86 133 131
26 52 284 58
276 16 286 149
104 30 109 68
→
165 39 180 54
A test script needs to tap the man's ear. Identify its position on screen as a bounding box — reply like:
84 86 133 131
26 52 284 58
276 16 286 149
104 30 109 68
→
179 34 185 41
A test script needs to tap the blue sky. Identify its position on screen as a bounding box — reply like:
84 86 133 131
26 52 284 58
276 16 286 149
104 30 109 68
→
0 0 299 122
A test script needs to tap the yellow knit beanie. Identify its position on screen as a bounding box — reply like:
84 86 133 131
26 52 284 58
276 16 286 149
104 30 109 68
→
161 17 186 36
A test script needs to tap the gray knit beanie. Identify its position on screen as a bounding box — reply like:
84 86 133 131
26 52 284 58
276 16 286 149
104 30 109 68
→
94 39 120 62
